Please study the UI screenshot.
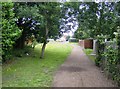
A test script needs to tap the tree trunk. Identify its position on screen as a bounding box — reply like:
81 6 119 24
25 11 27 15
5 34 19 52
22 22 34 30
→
40 25 49 59
40 41 47 59
14 31 26 49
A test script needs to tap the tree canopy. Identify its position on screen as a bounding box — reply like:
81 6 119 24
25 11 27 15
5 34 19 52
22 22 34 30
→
73 2 120 39
2 2 62 60
1 1 120 62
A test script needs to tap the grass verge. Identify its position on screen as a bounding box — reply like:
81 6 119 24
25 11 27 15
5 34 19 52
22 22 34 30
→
2 42 72 87
83 49 96 62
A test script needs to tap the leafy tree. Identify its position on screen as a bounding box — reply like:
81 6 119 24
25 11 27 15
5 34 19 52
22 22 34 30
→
13 3 41 48
1 2 21 62
96 2 117 38
38 2 61 58
115 2 120 28
59 2 79 35
74 28 89 39
76 2 99 39
14 2 61 58
73 2 118 39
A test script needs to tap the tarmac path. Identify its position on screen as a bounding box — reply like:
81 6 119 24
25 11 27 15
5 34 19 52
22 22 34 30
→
52 44 116 87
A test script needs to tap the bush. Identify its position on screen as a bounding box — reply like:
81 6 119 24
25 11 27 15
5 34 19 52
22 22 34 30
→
1 2 21 62
95 32 120 86
95 34 105 67
104 45 120 86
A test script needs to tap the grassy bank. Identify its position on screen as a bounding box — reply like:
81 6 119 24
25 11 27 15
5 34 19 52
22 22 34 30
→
2 42 72 87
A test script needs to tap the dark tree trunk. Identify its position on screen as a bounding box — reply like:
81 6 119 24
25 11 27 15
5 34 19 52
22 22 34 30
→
14 31 26 49
40 41 47 59
40 26 49 59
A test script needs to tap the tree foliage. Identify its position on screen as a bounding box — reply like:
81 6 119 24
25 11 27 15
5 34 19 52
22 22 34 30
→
2 1 120 61
13 2 61 58
13 3 41 48
59 2 79 35
37 2 61 58
73 2 119 39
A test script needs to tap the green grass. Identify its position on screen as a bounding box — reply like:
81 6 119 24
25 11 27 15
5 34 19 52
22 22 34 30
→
84 49 93 55
2 42 72 87
83 49 96 62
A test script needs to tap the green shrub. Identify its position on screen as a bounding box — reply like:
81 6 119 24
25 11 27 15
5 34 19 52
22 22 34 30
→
95 31 120 86
104 45 120 86
95 34 105 67
1 2 21 62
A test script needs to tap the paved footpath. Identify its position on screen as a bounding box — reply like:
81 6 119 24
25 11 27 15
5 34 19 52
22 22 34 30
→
52 45 116 87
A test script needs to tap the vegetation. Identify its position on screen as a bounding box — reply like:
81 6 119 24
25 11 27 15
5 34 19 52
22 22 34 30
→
1 2 62 62
2 42 72 87
2 2 120 61
1 2 21 62
69 2 120 40
84 49 93 55
94 27 120 86
1 1 120 86
14 2 61 58
67 2 120 85
83 49 96 62
104 44 120 85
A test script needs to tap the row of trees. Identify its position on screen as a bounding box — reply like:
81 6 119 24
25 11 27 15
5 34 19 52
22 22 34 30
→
1 2 62 62
72 2 120 39
58 1 120 40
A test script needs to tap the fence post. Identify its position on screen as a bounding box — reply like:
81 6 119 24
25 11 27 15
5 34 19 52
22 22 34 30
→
92 40 97 55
